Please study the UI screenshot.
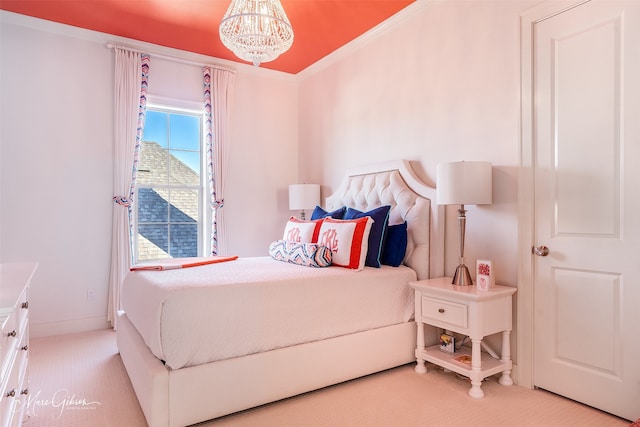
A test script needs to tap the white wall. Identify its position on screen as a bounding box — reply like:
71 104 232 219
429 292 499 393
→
297 0 539 363
0 12 298 336
225 72 299 256
1 18 114 336
298 0 537 289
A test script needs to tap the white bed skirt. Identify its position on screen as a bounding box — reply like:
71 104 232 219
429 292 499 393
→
117 311 417 427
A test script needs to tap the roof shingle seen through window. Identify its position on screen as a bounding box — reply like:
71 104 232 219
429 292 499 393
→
136 141 200 260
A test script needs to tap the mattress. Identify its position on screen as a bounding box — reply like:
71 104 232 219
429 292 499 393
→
121 256 416 370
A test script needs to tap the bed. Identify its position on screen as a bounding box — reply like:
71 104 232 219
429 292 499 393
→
116 159 444 427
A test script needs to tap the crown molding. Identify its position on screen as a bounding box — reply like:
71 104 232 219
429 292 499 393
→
2 0 431 82
0 10 297 82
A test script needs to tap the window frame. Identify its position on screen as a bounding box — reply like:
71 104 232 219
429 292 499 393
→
133 99 210 262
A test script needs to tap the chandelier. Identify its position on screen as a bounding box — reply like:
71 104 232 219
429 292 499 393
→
219 0 294 67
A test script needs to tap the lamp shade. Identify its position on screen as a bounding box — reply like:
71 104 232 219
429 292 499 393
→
436 161 492 205
288 184 320 210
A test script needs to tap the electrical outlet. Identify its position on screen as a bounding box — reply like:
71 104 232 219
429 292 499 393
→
86 288 96 301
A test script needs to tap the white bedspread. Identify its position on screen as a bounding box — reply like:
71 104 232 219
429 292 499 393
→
121 257 416 370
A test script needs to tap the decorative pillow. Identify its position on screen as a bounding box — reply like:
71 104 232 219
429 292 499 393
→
317 217 373 270
282 217 323 243
311 205 346 220
381 222 408 267
344 205 391 268
269 240 332 268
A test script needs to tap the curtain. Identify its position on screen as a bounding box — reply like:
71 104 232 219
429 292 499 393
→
107 50 150 329
203 67 236 255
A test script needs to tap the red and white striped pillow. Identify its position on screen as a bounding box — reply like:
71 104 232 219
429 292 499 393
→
316 217 373 270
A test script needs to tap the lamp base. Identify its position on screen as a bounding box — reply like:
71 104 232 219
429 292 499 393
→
452 264 473 286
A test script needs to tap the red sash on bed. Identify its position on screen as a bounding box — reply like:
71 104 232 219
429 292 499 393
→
130 255 239 271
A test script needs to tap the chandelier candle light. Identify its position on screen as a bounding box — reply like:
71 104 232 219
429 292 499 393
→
289 184 320 221
436 161 492 286
219 0 294 67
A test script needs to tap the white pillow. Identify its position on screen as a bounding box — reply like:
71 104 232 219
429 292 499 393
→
282 217 323 243
317 217 373 270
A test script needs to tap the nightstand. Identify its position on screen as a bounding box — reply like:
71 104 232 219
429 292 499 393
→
410 277 517 398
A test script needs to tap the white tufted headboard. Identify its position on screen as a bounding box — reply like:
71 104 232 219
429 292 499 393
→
325 160 444 280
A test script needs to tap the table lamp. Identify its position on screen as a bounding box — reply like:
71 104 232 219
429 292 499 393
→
437 161 492 286
288 184 320 220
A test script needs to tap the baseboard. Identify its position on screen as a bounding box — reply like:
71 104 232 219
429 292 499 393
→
511 362 519 385
30 316 111 338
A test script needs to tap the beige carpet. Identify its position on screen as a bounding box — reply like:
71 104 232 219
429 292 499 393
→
23 329 631 427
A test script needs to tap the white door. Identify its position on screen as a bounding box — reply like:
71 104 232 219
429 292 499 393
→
533 0 640 421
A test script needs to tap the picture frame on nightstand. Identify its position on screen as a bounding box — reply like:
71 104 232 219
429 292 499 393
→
476 259 495 291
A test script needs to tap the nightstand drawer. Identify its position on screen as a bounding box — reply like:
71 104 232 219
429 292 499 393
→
421 296 468 329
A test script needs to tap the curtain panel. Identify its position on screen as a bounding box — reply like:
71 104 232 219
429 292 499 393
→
203 67 236 255
108 50 150 329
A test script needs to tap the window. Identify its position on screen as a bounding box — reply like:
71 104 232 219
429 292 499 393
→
135 106 205 262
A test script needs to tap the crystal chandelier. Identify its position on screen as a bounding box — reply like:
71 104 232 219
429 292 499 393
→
219 0 294 67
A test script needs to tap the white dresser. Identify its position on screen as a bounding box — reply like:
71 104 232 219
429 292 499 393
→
0 263 36 427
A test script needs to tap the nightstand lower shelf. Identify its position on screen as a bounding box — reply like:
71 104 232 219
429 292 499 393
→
418 345 508 380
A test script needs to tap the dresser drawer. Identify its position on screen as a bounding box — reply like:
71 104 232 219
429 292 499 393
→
0 310 19 379
421 296 468 329
16 292 28 335
0 346 20 427
1 298 27 375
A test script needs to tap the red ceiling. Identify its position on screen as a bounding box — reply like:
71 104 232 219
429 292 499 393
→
0 0 415 74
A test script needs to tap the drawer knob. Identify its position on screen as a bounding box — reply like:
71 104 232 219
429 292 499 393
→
438 308 445 313
6 389 16 398
21 345 28 351
7 330 16 338
21 389 29 396
22 301 29 309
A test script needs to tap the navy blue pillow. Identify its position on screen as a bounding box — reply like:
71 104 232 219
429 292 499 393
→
381 222 408 267
311 205 346 220
344 205 391 268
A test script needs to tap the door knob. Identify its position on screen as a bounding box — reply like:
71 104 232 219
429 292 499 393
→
533 245 549 256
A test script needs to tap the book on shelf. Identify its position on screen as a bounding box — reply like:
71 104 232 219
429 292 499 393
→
453 354 472 365
439 333 455 354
